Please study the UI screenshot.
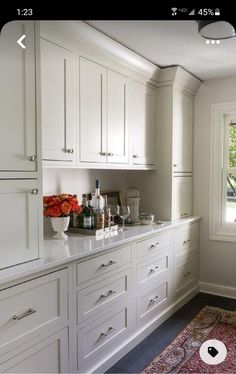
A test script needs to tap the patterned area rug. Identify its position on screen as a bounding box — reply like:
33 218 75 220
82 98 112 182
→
141 306 236 373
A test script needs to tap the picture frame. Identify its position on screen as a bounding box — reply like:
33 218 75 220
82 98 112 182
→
102 191 125 206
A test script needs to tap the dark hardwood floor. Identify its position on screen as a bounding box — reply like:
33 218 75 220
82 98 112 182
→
106 292 236 374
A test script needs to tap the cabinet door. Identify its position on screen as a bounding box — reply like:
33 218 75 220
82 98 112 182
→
107 71 130 164
0 21 36 171
172 176 192 220
80 57 107 163
41 38 74 161
133 82 156 165
0 328 68 373
173 92 193 173
0 180 40 269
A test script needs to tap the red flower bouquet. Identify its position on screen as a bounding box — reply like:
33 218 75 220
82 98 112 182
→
43 194 82 217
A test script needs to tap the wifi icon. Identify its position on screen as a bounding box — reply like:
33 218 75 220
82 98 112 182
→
171 7 178 16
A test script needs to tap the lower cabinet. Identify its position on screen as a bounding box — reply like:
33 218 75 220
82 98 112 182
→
0 220 199 373
0 328 69 374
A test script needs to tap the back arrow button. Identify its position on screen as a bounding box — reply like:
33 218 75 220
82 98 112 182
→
17 35 26 49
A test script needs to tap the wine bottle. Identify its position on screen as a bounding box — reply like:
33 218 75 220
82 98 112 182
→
83 197 92 229
88 194 95 229
104 195 111 228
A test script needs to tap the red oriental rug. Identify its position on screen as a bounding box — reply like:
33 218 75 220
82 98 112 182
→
141 306 236 373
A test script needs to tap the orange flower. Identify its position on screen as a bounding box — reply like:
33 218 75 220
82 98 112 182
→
43 193 82 217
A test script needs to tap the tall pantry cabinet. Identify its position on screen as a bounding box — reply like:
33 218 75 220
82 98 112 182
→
0 21 42 268
156 67 201 220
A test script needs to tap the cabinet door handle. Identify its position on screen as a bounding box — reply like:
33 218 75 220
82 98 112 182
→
100 326 115 338
133 155 138 158
28 155 37 161
13 308 36 321
63 148 74 154
173 164 177 167
183 239 191 245
30 189 39 195
150 242 159 248
100 152 107 156
100 260 117 268
149 295 160 305
149 266 159 273
100 290 116 299
183 271 191 277
107 152 114 156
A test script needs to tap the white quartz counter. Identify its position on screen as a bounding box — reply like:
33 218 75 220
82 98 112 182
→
0 217 200 286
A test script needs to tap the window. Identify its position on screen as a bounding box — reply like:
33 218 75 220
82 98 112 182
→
210 103 236 241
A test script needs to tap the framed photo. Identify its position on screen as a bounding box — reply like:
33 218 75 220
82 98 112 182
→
102 191 125 206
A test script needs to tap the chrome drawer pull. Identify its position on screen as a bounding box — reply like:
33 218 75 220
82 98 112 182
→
183 271 191 277
100 152 107 156
107 152 114 156
13 308 36 321
100 290 116 299
149 296 160 305
150 242 159 248
149 266 159 273
100 326 115 338
100 260 117 268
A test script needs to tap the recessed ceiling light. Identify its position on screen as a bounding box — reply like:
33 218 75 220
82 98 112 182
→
205 40 210 44
211 40 215 44
216 40 221 44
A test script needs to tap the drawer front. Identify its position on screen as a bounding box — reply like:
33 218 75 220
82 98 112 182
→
76 245 132 285
174 223 199 261
0 269 67 354
137 253 170 289
77 269 131 324
77 304 132 372
136 232 171 261
175 255 198 295
137 278 170 325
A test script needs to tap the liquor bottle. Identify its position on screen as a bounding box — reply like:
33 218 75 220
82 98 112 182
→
83 197 92 229
94 197 105 230
88 194 95 230
77 194 86 228
91 179 104 209
104 195 111 228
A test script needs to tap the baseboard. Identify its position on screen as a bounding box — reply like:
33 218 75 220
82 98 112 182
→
94 286 199 374
199 281 236 299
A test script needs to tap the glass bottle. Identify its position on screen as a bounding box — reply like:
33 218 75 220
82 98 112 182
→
104 195 111 228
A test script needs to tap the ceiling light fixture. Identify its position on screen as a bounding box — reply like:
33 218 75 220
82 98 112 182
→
198 21 236 40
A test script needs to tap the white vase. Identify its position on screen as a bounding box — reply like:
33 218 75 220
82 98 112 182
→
51 216 70 239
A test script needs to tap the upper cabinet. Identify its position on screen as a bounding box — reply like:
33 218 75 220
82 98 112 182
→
0 21 37 172
41 38 75 161
173 92 193 173
133 82 156 166
79 57 130 164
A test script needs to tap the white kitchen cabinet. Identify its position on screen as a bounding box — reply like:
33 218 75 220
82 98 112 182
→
41 38 75 161
107 70 130 164
0 21 37 172
79 57 130 164
0 179 40 269
0 328 69 373
173 92 193 173
133 82 156 165
172 176 192 220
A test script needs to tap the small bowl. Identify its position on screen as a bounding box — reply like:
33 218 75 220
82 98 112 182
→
139 213 155 225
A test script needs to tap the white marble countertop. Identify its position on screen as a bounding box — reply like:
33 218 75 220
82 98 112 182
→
0 217 200 286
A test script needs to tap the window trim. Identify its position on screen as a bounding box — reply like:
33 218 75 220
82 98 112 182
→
209 102 236 242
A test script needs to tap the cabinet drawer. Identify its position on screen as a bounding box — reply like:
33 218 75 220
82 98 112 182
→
174 223 199 261
76 245 132 285
137 253 170 289
0 269 68 354
77 304 132 372
136 232 171 261
77 269 131 325
137 279 169 325
174 255 198 296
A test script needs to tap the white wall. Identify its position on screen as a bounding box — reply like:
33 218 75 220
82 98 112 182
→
43 168 128 233
194 76 236 289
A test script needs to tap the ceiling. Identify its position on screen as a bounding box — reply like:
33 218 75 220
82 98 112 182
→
86 21 236 80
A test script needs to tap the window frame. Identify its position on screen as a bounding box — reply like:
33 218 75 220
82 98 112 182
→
210 102 236 242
